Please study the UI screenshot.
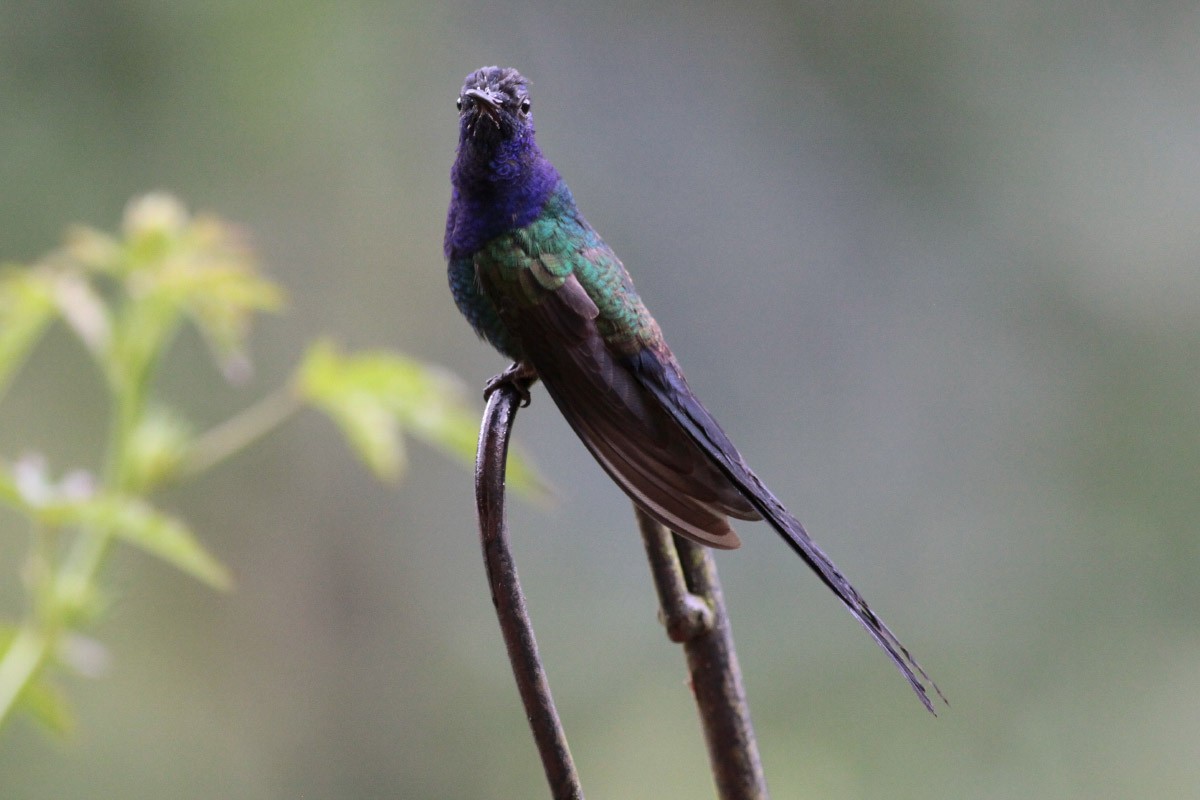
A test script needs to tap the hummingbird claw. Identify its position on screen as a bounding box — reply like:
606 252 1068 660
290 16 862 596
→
484 361 538 407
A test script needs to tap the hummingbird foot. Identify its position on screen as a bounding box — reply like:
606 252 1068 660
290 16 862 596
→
483 361 538 407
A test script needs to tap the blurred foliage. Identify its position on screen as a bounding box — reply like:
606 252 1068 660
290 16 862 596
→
0 194 531 734
297 339 541 493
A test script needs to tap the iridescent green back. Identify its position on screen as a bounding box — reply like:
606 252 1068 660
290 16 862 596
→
468 181 660 356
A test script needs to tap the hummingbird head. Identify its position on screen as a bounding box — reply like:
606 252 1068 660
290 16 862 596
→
456 66 533 150
446 67 560 258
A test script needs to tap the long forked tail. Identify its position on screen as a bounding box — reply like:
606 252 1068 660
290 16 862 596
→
733 467 945 714
629 349 946 713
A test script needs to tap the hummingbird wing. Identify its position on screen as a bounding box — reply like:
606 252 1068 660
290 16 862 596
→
502 272 760 549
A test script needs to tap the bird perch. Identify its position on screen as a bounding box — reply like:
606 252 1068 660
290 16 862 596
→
474 373 769 799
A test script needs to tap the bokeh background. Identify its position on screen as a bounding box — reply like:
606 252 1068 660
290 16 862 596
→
3 1 1200 797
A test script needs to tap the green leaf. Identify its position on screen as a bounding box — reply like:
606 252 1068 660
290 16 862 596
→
396 375 545 497
50 270 111 357
175 259 285 382
63 225 122 274
102 195 284 389
0 267 57 400
296 340 545 495
297 340 406 479
155 210 284 381
18 675 75 736
329 394 406 478
38 494 231 591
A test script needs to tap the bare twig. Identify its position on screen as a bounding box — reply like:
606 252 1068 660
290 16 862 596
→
475 376 584 800
635 508 770 800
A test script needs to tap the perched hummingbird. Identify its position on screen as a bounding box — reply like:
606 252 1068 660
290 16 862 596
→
445 66 942 713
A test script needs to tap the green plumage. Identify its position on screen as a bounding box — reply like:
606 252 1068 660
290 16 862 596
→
467 184 660 357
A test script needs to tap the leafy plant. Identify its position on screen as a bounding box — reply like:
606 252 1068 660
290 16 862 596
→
0 194 536 733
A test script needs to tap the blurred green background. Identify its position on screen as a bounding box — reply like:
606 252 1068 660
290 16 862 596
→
3 1 1199 797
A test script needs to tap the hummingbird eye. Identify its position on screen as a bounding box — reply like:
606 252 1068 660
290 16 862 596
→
519 98 531 115
456 96 463 111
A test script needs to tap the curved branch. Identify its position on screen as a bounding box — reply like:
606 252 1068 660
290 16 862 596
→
475 375 584 800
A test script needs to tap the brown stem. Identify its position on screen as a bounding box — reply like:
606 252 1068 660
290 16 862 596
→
475 373 584 800
634 507 770 800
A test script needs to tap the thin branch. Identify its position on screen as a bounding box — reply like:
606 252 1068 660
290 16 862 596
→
637 502 714 642
634 507 770 800
178 383 304 480
475 375 584 800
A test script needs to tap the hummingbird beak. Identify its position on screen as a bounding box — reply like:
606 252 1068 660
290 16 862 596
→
465 88 501 110
461 87 508 143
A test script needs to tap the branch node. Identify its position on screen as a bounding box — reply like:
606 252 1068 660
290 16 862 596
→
660 593 715 642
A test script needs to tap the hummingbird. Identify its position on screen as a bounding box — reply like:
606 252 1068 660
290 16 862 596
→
444 66 942 713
